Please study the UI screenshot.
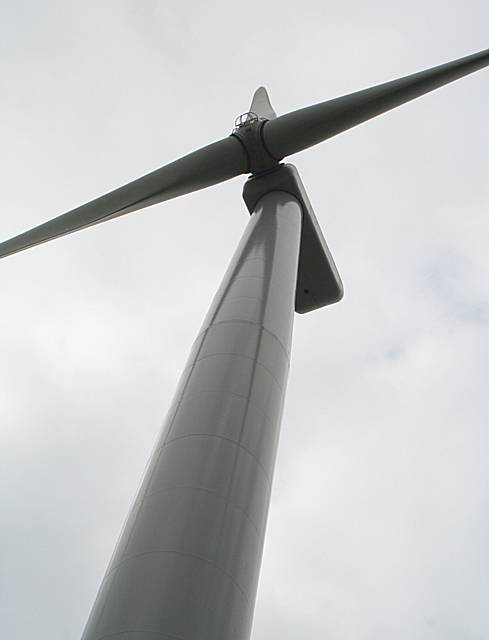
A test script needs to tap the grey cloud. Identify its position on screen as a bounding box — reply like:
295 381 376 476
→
1 1 489 639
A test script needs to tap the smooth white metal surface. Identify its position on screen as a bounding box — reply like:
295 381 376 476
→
81 191 302 640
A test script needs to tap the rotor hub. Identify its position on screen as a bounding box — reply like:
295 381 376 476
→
231 114 280 176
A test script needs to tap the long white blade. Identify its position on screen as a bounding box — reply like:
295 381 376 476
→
263 47 489 159
0 136 247 260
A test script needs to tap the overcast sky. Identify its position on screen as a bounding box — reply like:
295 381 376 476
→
1 2 488 639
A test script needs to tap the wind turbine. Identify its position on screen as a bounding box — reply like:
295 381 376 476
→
2 48 488 640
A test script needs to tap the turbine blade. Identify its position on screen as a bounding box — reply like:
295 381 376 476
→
0 136 247 260
263 47 489 159
249 86 277 120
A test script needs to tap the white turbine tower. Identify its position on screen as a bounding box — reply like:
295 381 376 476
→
1 48 488 640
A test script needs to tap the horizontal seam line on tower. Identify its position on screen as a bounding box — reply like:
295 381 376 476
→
153 432 272 486
193 319 290 363
90 631 185 640
211 294 262 303
104 549 253 609
138 482 266 537
163 388 281 425
190 351 287 389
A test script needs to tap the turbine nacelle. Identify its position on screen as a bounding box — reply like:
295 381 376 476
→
232 90 342 312
243 163 343 312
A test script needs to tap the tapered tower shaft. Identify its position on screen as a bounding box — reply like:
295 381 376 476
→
81 191 303 640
